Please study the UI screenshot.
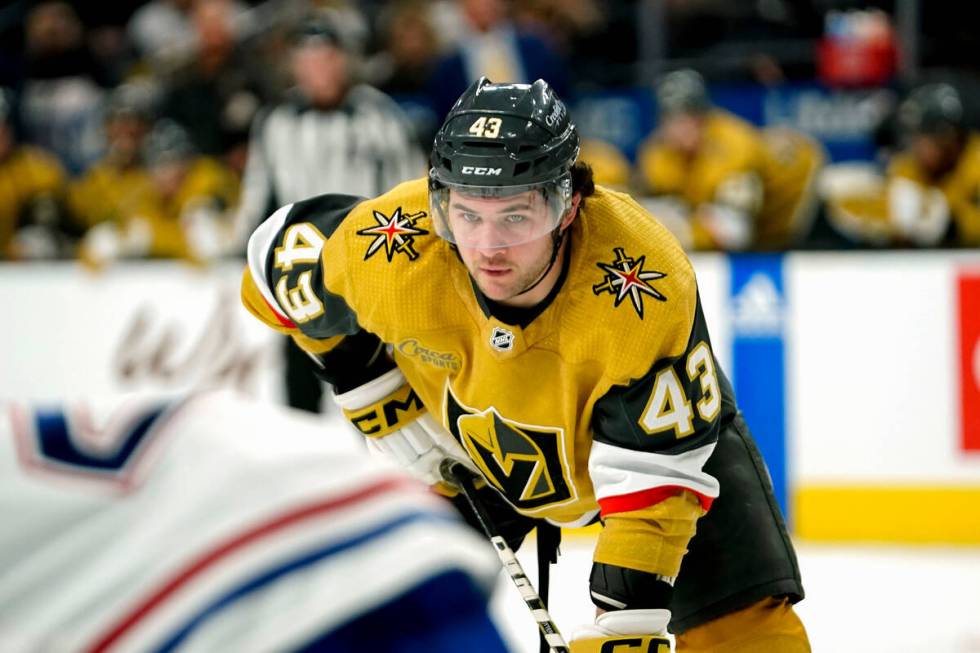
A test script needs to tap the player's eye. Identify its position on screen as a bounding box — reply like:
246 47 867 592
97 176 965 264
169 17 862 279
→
460 212 481 224
504 214 527 224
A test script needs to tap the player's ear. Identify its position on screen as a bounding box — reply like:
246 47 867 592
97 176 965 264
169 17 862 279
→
560 193 582 231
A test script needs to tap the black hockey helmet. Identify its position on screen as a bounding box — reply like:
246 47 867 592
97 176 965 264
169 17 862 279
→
104 82 157 123
294 13 343 48
898 83 964 135
143 119 196 168
656 69 711 116
428 77 580 248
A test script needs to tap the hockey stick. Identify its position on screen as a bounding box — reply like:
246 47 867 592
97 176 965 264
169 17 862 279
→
440 459 570 653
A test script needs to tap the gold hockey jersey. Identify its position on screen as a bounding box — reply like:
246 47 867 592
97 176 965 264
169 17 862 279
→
637 110 822 250
757 127 825 249
67 160 154 230
136 157 240 260
889 133 980 246
0 145 66 258
242 178 737 577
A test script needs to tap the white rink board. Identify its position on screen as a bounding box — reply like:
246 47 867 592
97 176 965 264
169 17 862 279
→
0 262 283 403
786 252 980 483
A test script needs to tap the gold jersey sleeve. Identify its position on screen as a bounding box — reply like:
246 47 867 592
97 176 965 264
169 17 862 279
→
757 127 826 249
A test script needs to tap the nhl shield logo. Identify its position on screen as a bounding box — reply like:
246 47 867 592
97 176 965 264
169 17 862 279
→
489 326 514 352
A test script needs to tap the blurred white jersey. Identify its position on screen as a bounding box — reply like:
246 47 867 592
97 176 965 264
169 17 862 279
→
0 392 503 653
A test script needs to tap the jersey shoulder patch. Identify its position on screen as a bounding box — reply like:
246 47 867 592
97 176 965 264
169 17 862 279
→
564 187 698 382
319 178 469 338
333 178 433 265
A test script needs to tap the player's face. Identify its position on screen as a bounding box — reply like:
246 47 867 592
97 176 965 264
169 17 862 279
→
292 43 348 108
911 132 958 175
106 116 148 166
449 190 563 305
149 160 189 198
662 113 704 155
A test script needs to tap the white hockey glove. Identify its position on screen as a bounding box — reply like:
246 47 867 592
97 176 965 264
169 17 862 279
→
570 609 673 653
888 177 950 246
334 367 477 486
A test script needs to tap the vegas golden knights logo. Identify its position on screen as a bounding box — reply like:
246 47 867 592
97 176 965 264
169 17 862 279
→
445 386 572 510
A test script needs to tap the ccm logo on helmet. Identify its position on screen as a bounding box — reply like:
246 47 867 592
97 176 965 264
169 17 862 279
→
461 166 502 176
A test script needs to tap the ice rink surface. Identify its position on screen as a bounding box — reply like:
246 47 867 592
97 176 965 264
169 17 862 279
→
490 538 980 652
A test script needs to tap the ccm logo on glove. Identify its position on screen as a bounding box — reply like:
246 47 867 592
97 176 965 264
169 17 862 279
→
596 637 669 653
342 385 426 437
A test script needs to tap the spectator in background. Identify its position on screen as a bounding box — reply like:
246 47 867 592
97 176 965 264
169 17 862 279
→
636 69 824 251
159 0 263 171
0 88 69 261
512 0 603 51
19 1 113 175
822 83 980 248
79 119 238 268
367 0 443 144
235 14 424 414
66 4 143 86
426 0 569 119
370 1 441 97
127 0 196 70
67 83 156 237
513 0 637 88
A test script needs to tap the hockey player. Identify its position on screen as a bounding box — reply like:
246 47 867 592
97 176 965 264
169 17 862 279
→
0 391 507 652
823 83 980 247
67 84 155 237
637 69 824 251
0 87 69 260
241 78 809 651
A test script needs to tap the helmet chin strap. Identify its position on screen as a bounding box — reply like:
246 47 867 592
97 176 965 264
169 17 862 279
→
514 226 566 297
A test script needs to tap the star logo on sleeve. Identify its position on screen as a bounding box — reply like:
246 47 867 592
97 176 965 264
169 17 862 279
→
356 207 429 262
592 247 667 318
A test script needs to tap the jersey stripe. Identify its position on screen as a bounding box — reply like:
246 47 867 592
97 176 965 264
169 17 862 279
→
84 476 418 653
33 406 166 472
589 439 719 517
9 399 189 491
149 510 459 653
246 202 295 327
262 294 295 328
293 569 507 653
597 484 714 515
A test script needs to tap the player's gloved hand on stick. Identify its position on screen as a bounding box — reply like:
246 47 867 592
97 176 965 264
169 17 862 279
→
570 609 673 653
334 366 477 486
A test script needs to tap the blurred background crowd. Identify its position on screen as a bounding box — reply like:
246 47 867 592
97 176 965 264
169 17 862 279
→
0 0 978 268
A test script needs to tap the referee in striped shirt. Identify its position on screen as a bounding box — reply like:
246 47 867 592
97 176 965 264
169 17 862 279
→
236 16 425 413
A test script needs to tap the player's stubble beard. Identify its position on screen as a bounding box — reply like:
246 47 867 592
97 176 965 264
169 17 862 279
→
465 235 560 305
